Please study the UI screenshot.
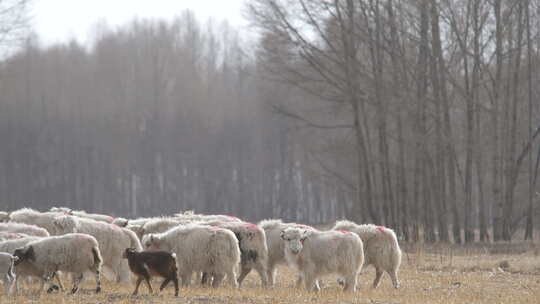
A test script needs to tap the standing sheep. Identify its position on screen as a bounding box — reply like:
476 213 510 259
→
0 236 64 293
281 227 364 292
12 233 102 294
332 220 402 289
50 207 114 223
142 224 240 288
258 219 316 286
8 208 64 235
123 248 179 296
53 215 142 283
0 223 50 237
0 252 18 296
204 221 268 287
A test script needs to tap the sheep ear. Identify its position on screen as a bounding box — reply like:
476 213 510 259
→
301 230 310 241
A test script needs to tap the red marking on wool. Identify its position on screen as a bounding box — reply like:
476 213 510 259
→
376 226 386 233
338 230 352 235
296 224 316 231
244 223 258 230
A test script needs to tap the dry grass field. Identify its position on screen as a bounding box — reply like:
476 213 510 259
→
1 243 539 303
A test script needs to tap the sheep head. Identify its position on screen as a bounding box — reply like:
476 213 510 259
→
13 245 35 265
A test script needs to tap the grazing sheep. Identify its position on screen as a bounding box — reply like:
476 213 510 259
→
0 223 50 237
281 227 364 292
258 219 317 286
50 207 114 223
53 215 142 284
12 233 102 294
123 248 179 296
204 221 268 287
0 236 64 293
332 220 402 289
0 212 9 223
0 252 18 295
8 208 64 235
142 224 240 288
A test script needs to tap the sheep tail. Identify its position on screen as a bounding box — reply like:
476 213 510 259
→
92 246 103 270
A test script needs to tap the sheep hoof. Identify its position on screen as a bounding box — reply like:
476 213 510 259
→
95 286 101 293
70 287 78 294
46 285 59 293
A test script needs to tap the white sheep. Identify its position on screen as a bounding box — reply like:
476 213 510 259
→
0 222 50 237
0 212 9 223
0 252 18 296
0 236 65 293
12 233 103 294
281 227 364 292
142 224 240 288
8 208 64 235
332 220 402 288
50 207 114 223
204 221 268 287
53 215 142 284
258 219 317 286
173 213 242 223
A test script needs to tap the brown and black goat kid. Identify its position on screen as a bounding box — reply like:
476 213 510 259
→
122 248 179 296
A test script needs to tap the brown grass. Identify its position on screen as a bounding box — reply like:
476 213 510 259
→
2 246 540 303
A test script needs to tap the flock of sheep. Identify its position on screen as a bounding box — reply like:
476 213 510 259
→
0 208 402 296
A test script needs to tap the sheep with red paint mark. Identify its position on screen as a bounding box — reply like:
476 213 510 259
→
141 224 240 288
53 215 142 284
332 220 402 288
0 222 50 238
203 221 269 287
258 219 317 286
281 227 364 292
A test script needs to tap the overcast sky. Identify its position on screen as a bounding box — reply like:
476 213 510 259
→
33 0 248 45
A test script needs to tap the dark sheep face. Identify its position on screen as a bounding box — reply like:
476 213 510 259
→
13 246 35 265
123 247 137 259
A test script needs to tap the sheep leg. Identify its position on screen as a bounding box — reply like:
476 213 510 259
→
388 270 400 289
236 265 251 286
373 268 383 289
133 277 143 295
342 274 357 292
254 261 269 287
94 268 102 293
172 275 179 296
160 277 171 291
303 272 317 292
143 276 153 294
295 274 303 288
267 262 277 287
70 273 84 294
201 272 210 285
52 272 64 292
211 273 224 288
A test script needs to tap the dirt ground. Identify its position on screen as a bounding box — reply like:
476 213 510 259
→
2 244 540 303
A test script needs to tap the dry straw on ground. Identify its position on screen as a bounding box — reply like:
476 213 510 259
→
1 244 539 303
